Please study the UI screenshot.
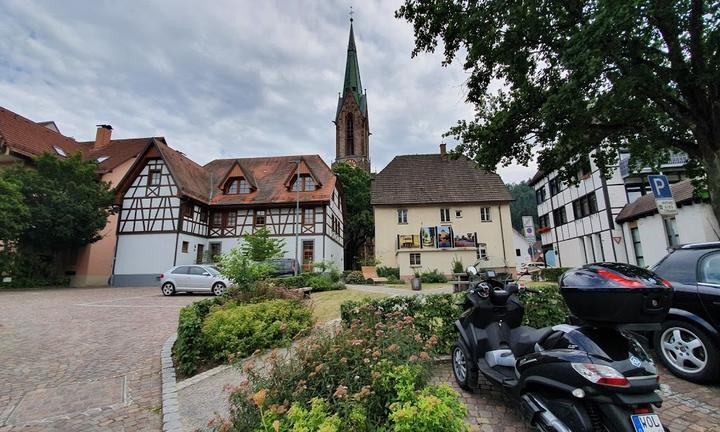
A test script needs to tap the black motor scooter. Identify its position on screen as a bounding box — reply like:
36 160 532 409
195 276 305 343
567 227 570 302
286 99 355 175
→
452 263 672 432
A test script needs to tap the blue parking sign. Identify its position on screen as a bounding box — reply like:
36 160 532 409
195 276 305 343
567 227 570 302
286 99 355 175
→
648 175 673 199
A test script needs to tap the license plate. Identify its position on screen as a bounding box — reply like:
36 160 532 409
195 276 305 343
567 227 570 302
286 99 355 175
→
631 414 664 432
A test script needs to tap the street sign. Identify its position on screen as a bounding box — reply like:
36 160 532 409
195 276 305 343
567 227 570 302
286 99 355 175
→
648 175 678 216
522 216 536 243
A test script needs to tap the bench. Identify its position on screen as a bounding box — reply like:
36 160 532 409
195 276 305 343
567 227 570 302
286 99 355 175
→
291 287 313 299
451 280 470 293
361 266 388 285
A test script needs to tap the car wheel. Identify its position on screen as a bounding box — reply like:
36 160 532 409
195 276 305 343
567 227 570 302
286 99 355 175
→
211 282 225 296
452 342 477 391
161 282 175 296
655 320 720 383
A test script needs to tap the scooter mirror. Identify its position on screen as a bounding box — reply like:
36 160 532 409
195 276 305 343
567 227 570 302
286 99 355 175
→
466 266 478 276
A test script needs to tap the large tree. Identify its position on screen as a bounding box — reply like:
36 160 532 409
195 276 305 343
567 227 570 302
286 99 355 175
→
333 162 374 270
397 0 720 224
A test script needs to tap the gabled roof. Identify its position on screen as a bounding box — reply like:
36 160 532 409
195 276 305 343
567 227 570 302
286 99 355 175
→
371 154 513 206
217 160 258 191
81 137 162 173
616 180 702 223
0 105 84 159
205 155 335 205
282 158 322 188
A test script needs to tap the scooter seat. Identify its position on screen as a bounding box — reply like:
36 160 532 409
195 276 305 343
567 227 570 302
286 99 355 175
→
510 326 554 357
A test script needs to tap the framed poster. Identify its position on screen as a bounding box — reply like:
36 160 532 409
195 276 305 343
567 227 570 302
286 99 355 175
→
398 234 420 249
420 227 436 248
437 226 453 248
453 232 477 247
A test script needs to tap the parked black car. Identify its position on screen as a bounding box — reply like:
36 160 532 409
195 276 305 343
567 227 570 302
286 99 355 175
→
267 258 298 277
650 242 720 382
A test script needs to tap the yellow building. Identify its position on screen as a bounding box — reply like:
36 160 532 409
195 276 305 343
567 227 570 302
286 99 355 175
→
371 146 515 278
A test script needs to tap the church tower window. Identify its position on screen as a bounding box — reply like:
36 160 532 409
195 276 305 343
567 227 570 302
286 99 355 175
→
345 113 354 155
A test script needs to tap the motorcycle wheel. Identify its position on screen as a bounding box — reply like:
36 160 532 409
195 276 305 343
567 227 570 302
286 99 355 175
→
452 342 478 391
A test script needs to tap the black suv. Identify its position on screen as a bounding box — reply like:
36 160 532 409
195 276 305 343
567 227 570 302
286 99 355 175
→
651 242 720 382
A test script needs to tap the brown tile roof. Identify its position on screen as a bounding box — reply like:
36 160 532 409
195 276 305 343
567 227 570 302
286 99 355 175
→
0 105 84 158
528 170 545 186
616 180 699 223
155 140 213 203
205 155 335 205
81 138 161 173
371 154 512 206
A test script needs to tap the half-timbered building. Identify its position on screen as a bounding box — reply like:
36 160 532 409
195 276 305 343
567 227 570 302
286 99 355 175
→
111 139 344 286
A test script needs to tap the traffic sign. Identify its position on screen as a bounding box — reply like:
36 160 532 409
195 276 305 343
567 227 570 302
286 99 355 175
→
648 175 678 216
522 216 535 243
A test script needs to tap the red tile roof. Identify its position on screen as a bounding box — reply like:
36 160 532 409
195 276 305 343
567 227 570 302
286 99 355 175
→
81 138 161 173
0 105 84 158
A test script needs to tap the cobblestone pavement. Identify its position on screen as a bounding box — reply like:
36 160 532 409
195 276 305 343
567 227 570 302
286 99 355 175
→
431 362 720 431
0 287 200 432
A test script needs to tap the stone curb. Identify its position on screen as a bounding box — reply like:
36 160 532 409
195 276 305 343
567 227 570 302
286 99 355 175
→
160 333 181 432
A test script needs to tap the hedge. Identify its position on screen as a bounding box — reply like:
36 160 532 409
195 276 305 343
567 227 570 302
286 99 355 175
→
519 283 571 328
174 296 226 376
532 267 571 283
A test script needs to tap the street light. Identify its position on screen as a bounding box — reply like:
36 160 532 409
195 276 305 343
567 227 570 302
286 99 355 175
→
291 159 301 275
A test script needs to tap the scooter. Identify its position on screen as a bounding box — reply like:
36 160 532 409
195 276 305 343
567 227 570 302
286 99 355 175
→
452 263 672 432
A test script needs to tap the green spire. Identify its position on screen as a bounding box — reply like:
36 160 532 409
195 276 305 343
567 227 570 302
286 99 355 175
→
342 20 363 106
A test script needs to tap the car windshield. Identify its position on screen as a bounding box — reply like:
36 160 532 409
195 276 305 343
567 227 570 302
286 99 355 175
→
205 266 221 276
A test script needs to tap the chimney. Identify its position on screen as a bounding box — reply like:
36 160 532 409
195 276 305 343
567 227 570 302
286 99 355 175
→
439 143 447 160
95 124 113 148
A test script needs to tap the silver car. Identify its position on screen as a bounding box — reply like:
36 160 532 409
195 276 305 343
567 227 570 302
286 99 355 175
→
159 264 231 296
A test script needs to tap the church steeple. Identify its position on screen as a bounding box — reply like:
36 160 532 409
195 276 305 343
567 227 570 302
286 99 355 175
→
334 16 370 172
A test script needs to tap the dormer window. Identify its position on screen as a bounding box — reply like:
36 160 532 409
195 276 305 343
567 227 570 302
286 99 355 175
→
53 145 67 157
226 177 250 194
291 175 317 192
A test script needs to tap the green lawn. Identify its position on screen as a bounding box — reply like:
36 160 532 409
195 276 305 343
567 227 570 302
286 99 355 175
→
372 282 451 291
310 289 388 323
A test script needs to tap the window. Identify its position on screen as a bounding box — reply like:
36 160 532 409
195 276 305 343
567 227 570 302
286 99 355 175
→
410 253 421 266
239 179 250 193
572 193 598 219
183 204 193 218
303 240 314 271
699 252 720 285
303 208 314 225
625 184 646 203
209 243 222 262
199 208 208 223
549 178 560 196
478 243 488 259
53 145 67 157
516 248 521 257
664 217 679 247
254 210 266 227
440 208 450 223
455 210 462 218
227 211 237 227
631 227 645 267
535 186 546 204
148 169 161 186
552 206 567 225
226 178 250 194
480 207 491 222
181 241 189 253
538 214 550 228
303 176 315 192
588 193 598 213
188 266 207 275
211 212 223 227
397 209 408 224
172 266 190 274
578 156 592 178
345 113 354 155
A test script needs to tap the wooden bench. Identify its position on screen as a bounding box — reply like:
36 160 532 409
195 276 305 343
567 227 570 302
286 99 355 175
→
291 287 313 298
450 280 470 293
361 266 388 285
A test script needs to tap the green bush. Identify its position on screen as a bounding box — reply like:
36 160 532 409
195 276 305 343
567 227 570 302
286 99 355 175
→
341 294 462 354
519 283 571 328
386 275 405 285
451 257 465 274
174 296 226 376
538 267 571 283
420 269 447 283
227 305 446 430
388 376 468 432
219 248 274 289
202 299 313 362
272 273 345 292
377 266 400 279
344 270 366 284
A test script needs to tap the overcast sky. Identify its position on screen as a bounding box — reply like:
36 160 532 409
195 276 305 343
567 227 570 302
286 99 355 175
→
0 0 536 184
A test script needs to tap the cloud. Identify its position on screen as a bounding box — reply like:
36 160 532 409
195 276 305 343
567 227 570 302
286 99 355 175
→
0 0 536 183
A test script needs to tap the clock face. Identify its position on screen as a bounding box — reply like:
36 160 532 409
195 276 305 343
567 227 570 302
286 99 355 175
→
346 159 358 167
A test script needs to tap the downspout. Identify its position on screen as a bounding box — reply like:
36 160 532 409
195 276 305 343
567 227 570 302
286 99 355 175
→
599 171 618 261
498 205 508 270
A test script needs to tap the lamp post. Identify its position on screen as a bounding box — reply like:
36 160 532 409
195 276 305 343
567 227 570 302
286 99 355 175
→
291 159 301 275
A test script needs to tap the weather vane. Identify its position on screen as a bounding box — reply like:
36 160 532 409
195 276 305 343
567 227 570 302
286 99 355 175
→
349 5 354 22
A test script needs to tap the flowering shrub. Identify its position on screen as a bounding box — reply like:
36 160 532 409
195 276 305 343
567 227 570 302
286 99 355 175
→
344 270 367 284
340 294 463 354
224 307 451 431
202 299 313 362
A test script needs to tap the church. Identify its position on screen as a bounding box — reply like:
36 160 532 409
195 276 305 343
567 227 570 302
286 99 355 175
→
110 20 369 285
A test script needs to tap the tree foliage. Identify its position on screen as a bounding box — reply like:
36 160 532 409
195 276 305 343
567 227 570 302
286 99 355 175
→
0 177 29 243
4 154 115 253
397 0 720 224
333 162 374 269
239 227 285 262
508 181 538 231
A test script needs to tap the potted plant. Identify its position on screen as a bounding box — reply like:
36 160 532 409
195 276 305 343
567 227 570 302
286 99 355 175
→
411 269 422 291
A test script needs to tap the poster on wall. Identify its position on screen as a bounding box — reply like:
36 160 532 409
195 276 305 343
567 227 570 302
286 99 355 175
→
453 232 477 247
437 226 453 248
398 234 420 249
420 227 437 248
